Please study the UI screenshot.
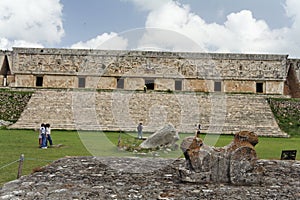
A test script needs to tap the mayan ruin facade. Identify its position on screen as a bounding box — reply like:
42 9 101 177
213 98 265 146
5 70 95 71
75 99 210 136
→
0 47 299 94
1 47 300 135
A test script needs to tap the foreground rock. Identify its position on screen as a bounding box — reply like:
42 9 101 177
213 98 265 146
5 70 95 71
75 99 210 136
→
1 156 300 199
139 123 179 149
179 131 261 185
0 120 12 127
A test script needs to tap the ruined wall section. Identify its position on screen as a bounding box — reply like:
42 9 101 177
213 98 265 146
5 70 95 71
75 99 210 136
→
0 50 13 87
10 90 287 137
290 59 300 81
1 157 300 199
11 48 288 94
0 52 4 86
286 59 300 98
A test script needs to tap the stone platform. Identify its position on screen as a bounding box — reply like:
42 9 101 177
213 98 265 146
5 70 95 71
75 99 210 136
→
10 90 287 137
1 156 299 199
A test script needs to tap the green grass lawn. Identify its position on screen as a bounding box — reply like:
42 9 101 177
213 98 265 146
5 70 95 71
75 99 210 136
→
0 129 299 187
0 129 91 187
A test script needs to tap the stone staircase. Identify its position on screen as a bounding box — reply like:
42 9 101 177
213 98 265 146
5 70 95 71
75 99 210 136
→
10 90 288 137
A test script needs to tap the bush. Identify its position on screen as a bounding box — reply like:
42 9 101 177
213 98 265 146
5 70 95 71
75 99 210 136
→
0 90 33 122
268 98 300 137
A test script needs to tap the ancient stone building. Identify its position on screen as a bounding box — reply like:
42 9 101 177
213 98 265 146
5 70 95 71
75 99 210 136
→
0 47 298 95
1 47 299 135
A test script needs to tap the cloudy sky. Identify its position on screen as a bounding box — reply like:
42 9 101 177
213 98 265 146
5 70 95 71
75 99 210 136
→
1 0 300 57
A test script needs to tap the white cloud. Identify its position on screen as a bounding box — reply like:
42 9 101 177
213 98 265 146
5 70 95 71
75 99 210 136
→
138 0 300 57
144 1 208 51
121 0 171 11
2 0 299 57
285 0 300 20
0 0 64 50
75 0 300 56
71 32 128 50
137 28 203 52
219 10 283 53
0 38 43 50
283 0 300 56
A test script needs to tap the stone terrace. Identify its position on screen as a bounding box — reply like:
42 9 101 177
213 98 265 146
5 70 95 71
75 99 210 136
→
10 90 287 137
1 156 300 199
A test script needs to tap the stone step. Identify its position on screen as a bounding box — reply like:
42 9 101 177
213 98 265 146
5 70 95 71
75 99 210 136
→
10 90 288 136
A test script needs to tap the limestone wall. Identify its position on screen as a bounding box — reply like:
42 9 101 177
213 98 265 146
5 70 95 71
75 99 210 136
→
43 75 76 88
11 48 287 80
10 90 287 137
9 48 288 94
15 74 35 87
92 77 116 89
286 59 300 97
6 75 14 87
289 59 300 81
185 79 209 92
0 53 4 70
125 78 144 90
0 75 3 86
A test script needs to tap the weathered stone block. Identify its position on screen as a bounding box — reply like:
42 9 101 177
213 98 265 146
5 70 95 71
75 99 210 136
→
179 131 262 185
185 79 209 92
0 75 3 86
224 80 255 93
125 78 144 90
140 123 179 149
44 75 75 88
15 74 34 87
155 78 174 91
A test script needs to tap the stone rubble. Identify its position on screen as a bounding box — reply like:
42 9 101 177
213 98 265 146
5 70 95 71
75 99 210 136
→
1 156 299 200
0 120 12 127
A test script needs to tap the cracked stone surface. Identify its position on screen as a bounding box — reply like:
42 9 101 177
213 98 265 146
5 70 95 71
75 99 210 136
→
1 156 300 200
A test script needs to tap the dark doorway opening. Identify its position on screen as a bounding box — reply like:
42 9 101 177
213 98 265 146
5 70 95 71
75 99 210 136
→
145 79 155 90
78 77 86 88
117 78 124 89
0 56 11 86
175 80 182 91
36 76 43 87
0 56 11 78
214 81 222 92
256 82 263 93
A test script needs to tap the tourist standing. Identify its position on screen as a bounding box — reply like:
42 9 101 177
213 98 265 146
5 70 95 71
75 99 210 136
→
137 123 143 139
40 123 47 149
38 127 42 147
45 123 53 147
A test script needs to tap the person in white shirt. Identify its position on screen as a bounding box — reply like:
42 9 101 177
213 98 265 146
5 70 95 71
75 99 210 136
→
45 123 53 146
40 123 47 149
137 123 143 139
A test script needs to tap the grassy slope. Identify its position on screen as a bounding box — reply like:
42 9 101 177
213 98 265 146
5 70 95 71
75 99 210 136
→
268 98 300 137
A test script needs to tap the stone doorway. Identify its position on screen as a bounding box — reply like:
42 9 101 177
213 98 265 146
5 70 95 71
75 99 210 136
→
145 79 155 90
